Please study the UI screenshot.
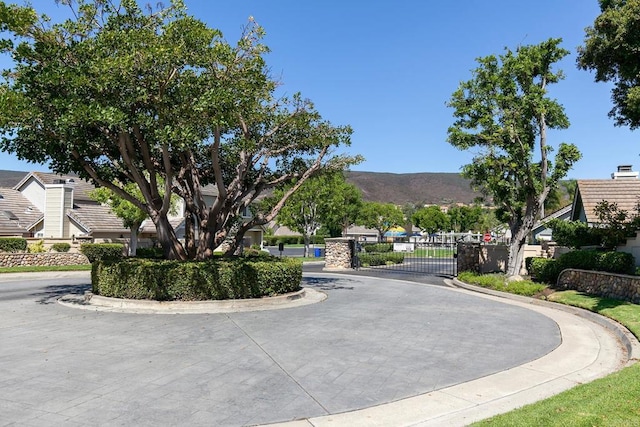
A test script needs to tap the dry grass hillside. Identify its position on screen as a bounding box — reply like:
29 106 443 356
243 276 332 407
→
345 171 479 205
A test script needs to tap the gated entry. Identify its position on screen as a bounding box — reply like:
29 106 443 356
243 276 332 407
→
353 241 457 276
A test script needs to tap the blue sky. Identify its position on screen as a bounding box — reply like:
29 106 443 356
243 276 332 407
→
0 0 636 179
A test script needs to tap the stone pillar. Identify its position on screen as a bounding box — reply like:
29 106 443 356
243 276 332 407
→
456 242 480 273
323 238 354 271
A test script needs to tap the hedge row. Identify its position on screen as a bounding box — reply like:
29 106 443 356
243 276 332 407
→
529 250 636 284
80 243 125 262
263 236 325 246
362 243 393 253
91 257 302 301
0 238 27 253
359 252 404 267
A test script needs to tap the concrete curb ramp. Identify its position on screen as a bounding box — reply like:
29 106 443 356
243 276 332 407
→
263 276 636 427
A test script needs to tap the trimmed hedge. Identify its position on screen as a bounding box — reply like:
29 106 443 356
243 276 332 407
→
362 243 393 253
81 243 125 262
91 257 302 301
0 238 27 253
51 242 71 252
359 252 404 267
530 250 636 284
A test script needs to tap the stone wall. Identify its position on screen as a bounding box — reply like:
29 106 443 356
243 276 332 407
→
457 243 546 275
324 238 354 271
557 269 640 304
0 252 90 267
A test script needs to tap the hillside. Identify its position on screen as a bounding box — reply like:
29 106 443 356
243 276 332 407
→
345 171 480 205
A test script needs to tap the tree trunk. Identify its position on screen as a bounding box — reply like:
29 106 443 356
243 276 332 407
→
303 234 310 257
128 222 141 257
506 234 526 277
152 214 187 260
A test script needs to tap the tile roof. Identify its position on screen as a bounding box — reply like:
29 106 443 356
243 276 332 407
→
67 202 130 234
0 187 43 235
573 179 640 223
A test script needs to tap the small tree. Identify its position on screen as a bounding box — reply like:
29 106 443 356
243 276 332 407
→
447 205 483 233
412 206 450 238
447 38 581 277
357 202 404 242
270 172 362 256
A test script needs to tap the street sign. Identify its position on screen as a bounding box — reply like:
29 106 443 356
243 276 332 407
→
483 233 491 243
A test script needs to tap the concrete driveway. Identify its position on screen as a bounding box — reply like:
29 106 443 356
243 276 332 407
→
0 271 629 426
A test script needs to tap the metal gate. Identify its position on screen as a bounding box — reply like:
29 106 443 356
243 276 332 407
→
353 242 457 277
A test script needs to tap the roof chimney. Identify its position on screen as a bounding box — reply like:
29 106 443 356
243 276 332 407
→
612 165 639 179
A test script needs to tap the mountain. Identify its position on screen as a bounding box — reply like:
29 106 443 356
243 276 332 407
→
345 171 480 206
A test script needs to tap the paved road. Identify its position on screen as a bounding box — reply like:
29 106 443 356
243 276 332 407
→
0 271 565 426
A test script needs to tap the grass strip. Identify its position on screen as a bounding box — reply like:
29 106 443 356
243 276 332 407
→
0 264 92 274
458 272 640 426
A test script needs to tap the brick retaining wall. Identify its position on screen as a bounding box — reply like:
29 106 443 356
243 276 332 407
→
557 269 640 304
0 252 90 267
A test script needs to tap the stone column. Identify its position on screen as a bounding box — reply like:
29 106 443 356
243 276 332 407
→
456 242 480 273
323 238 354 271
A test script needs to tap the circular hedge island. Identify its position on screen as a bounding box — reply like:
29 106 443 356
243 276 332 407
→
91 253 302 301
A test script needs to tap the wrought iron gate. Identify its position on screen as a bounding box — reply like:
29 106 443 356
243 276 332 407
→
353 241 458 277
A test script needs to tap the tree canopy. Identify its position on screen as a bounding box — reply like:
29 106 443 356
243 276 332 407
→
357 202 404 242
578 0 640 129
447 38 581 277
0 0 358 259
412 206 450 235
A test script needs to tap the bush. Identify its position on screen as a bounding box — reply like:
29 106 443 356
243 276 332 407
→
263 235 326 246
27 240 45 253
135 247 164 259
51 242 71 252
531 250 637 284
362 243 393 253
0 237 27 253
358 252 404 267
530 258 560 284
92 257 302 301
596 251 635 275
81 243 124 262
525 256 543 274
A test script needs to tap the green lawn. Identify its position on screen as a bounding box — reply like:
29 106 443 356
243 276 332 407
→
0 264 92 274
459 272 640 426
412 248 455 257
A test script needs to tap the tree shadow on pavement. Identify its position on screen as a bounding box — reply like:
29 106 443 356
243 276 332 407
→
32 283 91 304
303 277 355 291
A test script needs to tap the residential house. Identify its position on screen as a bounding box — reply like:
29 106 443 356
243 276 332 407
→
0 170 263 249
531 204 572 243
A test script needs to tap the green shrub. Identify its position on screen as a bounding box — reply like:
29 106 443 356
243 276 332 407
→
358 252 404 267
81 243 124 262
530 258 560 284
92 257 302 301
596 251 635 275
135 247 164 259
263 235 325 246
525 256 543 274
457 271 547 297
532 250 637 284
241 248 273 259
556 250 600 272
362 243 393 253
27 240 45 253
0 237 27 252
51 242 71 252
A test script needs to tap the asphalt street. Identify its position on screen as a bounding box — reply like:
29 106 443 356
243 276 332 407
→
0 271 564 426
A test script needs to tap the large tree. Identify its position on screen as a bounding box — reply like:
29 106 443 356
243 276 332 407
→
357 202 404 242
447 38 581 277
578 0 640 128
0 1 356 260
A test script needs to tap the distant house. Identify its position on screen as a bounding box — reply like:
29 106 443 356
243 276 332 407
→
570 165 640 226
0 170 263 249
531 205 572 243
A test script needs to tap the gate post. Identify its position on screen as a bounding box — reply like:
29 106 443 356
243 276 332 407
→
323 238 355 271
456 242 481 273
